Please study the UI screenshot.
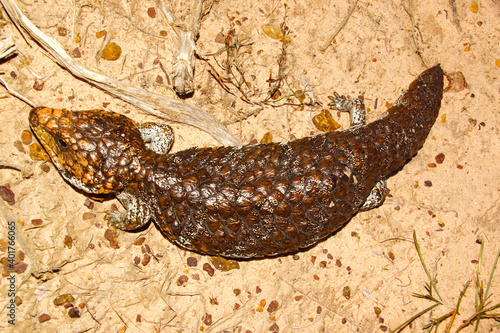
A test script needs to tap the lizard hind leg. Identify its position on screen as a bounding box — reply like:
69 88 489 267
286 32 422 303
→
137 122 175 155
359 179 387 211
328 92 388 210
328 92 366 128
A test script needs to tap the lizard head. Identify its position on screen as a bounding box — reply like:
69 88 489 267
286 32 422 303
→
29 107 145 195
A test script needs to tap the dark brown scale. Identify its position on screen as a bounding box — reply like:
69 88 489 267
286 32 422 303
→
29 66 443 259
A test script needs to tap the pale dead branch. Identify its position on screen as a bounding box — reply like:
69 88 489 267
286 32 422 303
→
159 0 212 96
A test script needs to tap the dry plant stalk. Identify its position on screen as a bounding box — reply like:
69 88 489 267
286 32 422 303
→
0 35 16 58
0 0 241 146
159 0 211 96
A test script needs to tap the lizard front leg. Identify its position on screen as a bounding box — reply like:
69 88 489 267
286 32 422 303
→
136 122 174 155
106 122 173 230
105 191 152 231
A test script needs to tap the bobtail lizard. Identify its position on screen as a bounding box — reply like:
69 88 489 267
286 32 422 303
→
29 65 444 258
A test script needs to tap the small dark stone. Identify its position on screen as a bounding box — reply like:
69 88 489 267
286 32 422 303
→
203 263 215 276
435 153 445 164
177 274 189 286
70 47 82 58
33 80 44 91
58 27 68 36
187 257 198 267
31 218 43 226
68 307 81 318
38 313 51 323
147 7 156 18
0 186 15 204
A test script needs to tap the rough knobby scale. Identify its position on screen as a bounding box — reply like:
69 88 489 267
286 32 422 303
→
30 65 444 258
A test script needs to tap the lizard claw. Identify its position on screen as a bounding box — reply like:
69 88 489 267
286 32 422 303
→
105 210 126 229
328 92 351 112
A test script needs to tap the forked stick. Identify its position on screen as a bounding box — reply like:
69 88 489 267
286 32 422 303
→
159 0 208 96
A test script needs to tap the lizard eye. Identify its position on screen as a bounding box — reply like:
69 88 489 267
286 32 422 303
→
57 138 68 148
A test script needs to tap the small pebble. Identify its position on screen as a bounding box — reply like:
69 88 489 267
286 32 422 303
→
68 307 81 318
203 313 212 325
267 300 279 313
177 274 188 286
58 27 67 36
435 153 445 164
53 294 75 306
141 253 151 266
203 263 215 276
21 130 32 145
0 186 15 204
84 198 94 209
104 229 119 249
38 314 51 323
101 42 122 61
133 237 146 246
96 30 106 38
343 286 351 299
33 80 44 91
82 212 96 220
312 109 341 132
40 164 51 173
63 235 73 249
187 257 198 267
70 47 82 58
147 7 156 18
13 141 24 153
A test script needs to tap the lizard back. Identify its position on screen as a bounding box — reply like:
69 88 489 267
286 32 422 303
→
137 65 444 258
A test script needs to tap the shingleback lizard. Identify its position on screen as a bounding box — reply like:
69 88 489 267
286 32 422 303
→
29 65 444 258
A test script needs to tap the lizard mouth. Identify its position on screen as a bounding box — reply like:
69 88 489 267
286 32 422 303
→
28 106 45 127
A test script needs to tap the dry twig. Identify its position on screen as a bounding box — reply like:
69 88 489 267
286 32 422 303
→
159 0 213 96
320 0 358 51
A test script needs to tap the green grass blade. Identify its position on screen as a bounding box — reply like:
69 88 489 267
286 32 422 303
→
413 231 442 301
483 244 500 305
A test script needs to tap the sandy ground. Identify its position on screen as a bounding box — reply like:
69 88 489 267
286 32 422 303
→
0 0 499 332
